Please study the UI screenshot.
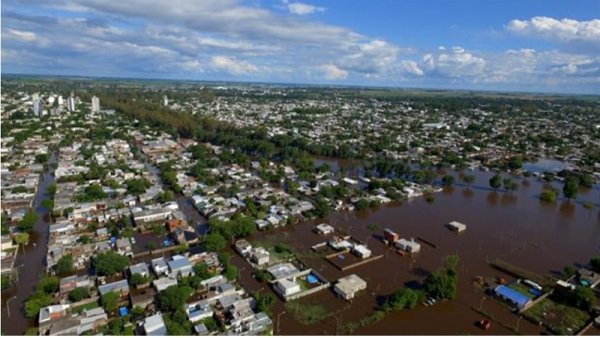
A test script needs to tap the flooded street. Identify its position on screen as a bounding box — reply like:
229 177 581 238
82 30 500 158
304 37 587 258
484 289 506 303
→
234 170 599 335
1 152 57 335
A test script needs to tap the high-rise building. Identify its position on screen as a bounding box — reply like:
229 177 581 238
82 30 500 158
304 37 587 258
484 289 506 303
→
163 95 169 107
91 95 100 113
58 95 64 106
67 92 76 112
32 93 42 116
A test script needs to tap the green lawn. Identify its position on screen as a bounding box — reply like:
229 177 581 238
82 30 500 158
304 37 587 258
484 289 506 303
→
71 300 100 314
284 300 333 326
525 297 590 335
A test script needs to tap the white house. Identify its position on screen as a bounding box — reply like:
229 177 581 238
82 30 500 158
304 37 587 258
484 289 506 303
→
334 274 367 300
274 278 301 297
395 238 421 253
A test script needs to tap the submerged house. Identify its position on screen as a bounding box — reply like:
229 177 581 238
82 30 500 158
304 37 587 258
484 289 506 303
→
493 285 532 310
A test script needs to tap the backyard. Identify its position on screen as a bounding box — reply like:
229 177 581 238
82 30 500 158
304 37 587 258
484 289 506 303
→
525 297 591 335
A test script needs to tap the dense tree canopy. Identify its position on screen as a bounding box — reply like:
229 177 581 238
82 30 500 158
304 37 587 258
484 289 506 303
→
95 251 130 276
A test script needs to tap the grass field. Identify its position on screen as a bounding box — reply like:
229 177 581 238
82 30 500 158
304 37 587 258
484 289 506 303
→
525 297 590 335
71 300 100 313
284 300 333 325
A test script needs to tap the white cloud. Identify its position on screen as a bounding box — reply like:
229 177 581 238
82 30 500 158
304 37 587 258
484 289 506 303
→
319 64 348 80
507 16 600 44
283 1 325 15
211 56 259 75
340 39 400 75
4 28 39 42
421 46 486 78
398 60 424 76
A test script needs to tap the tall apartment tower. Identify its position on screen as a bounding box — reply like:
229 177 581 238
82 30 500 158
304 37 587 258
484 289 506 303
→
32 93 42 116
67 92 76 112
91 95 100 113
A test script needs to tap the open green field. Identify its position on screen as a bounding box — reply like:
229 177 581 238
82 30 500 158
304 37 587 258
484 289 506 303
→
525 297 590 335
284 300 334 326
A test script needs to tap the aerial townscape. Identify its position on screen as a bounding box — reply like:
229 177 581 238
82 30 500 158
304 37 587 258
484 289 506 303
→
1 0 599 337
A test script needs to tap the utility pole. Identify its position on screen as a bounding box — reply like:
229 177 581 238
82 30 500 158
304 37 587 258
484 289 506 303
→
479 296 487 311
13 264 23 283
6 296 16 318
276 310 286 334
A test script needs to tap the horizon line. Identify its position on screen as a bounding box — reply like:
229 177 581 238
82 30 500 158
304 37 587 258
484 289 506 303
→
2 72 599 98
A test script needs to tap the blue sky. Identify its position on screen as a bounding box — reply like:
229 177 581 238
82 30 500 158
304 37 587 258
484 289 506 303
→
2 0 599 93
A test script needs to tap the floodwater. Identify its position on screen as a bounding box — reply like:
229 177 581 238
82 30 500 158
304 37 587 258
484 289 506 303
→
523 159 571 173
1 152 57 335
233 169 600 335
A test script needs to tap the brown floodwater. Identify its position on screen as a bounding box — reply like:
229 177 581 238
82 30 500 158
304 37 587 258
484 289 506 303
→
1 153 57 335
233 169 599 335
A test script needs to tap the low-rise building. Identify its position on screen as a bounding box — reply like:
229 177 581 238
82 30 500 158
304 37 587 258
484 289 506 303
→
142 312 168 335
447 221 467 233
334 274 367 300
395 238 421 253
98 279 130 297
274 278 301 298
168 255 193 278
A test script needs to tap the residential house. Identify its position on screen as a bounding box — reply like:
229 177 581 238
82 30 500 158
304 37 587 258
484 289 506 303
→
333 274 367 300
151 257 169 276
142 312 168 335
168 255 193 278
98 279 130 297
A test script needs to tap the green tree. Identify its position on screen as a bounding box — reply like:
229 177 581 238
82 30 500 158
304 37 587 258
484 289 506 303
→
14 232 30 245
503 178 518 193
193 263 216 280
41 199 54 210
462 174 475 188
35 153 49 164
156 285 193 312
539 189 558 202
507 157 523 170
385 288 422 311
570 286 596 311
590 256 600 272
101 291 120 313
130 273 150 286
17 211 39 233
563 176 579 200
489 174 502 191
46 182 57 195
125 178 149 195
225 265 239 281
78 184 108 202
355 198 370 210
563 265 576 278
37 276 59 294
423 271 457 300
25 292 53 318
441 175 455 187
204 233 227 252
55 254 75 275
254 292 275 313
95 251 130 276
159 190 175 203
1 275 12 290
68 287 90 302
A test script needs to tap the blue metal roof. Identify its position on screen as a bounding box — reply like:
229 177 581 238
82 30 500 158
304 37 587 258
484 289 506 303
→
494 285 531 308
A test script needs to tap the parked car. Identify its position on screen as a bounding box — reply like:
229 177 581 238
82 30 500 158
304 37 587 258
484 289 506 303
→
478 319 491 330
